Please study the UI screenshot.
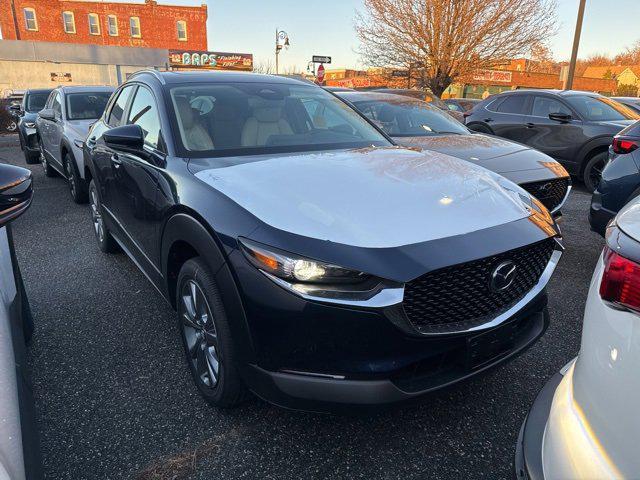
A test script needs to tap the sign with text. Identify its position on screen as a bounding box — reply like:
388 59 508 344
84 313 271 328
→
472 69 513 84
169 50 253 71
312 55 332 64
51 72 72 82
391 70 409 77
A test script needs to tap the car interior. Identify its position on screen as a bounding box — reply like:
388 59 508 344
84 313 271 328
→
170 84 384 153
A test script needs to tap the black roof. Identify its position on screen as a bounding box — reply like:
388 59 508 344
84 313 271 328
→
132 70 312 86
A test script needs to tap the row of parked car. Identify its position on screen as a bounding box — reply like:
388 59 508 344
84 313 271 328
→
3 74 640 479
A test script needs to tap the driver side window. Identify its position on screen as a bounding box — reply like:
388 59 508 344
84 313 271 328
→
532 97 572 117
126 86 161 150
301 99 352 131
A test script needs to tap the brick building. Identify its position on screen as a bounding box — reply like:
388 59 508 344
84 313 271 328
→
0 0 207 50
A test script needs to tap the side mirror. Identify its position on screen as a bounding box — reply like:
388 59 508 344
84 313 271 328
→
0 164 33 227
549 112 572 123
103 124 144 151
38 109 56 121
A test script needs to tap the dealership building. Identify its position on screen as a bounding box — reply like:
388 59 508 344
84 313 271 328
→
0 0 253 97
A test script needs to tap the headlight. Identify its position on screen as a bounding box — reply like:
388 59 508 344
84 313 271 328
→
239 238 366 284
238 238 404 307
24 122 35 128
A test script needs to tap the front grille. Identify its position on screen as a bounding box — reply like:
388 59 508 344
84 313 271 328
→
403 238 556 333
521 177 570 212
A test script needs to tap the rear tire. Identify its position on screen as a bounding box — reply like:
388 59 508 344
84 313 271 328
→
40 143 56 177
177 257 246 408
88 180 118 253
583 151 608 193
64 153 88 204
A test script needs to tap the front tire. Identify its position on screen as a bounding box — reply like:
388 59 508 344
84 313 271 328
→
583 151 608 193
88 180 118 253
177 258 246 408
64 153 88 204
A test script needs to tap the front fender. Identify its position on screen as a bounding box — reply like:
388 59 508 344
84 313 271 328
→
161 213 256 365
576 135 613 173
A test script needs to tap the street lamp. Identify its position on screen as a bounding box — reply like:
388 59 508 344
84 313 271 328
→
275 29 290 75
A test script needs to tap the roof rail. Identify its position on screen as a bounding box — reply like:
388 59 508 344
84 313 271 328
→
127 69 166 85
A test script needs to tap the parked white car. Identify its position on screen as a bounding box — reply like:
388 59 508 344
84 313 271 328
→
0 163 40 480
516 196 640 479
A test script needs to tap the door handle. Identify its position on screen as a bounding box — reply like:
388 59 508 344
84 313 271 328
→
526 123 535 128
484 118 493 123
111 154 122 167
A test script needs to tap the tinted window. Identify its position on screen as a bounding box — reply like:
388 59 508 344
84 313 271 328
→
531 96 572 117
26 93 50 112
352 98 468 136
496 95 528 114
107 85 135 127
66 92 112 120
127 87 161 149
168 83 390 157
565 95 640 122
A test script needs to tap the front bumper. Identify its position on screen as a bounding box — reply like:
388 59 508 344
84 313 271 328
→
589 191 616 237
242 289 550 413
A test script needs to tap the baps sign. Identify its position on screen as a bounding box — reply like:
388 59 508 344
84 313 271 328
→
169 51 253 71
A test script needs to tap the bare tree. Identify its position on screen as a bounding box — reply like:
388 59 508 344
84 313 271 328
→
614 40 640 65
355 0 558 97
253 59 275 74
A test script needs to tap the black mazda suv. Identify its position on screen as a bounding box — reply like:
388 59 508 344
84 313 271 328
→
83 70 562 412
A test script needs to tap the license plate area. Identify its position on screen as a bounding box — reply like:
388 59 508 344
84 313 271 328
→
466 319 523 370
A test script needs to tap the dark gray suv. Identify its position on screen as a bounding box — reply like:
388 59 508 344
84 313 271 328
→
466 90 640 192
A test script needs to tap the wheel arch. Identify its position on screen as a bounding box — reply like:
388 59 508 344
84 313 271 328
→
161 209 256 364
577 137 613 175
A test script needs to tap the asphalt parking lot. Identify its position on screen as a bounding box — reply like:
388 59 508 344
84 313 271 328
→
0 133 605 480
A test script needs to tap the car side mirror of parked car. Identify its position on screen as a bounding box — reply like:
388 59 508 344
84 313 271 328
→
0 164 33 227
38 109 56 121
549 112 572 123
9 104 21 115
103 124 145 152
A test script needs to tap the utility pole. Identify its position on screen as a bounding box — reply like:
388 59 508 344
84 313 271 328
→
9 0 21 40
275 29 289 75
275 29 279 75
564 0 587 90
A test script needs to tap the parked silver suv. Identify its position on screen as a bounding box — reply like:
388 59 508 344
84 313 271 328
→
36 86 113 203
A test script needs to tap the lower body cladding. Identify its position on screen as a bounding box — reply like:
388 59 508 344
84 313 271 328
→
229 240 562 413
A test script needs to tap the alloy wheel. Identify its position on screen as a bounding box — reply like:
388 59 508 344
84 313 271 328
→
65 160 76 197
588 157 606 192
90 189 105 242
180 280 220 389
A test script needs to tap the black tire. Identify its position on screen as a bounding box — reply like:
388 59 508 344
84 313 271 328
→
64 153 88 204
467 122 492 134
583 151 608 193
24 150 39 165
40 143 56 178
177 257 246 408
88 180 119 253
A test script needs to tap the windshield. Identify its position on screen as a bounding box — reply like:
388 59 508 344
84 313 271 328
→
351 97 469 136
66 92 112 120
565 95 640 122
168 83 391 157
26 93 50 113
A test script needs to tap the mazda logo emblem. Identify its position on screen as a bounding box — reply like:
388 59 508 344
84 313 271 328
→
490 261 517 292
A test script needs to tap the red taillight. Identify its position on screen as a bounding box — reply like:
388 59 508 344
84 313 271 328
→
612 137 639 155
599 247 640 313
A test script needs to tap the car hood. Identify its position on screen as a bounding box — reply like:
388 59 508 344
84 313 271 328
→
192 147 544 249
66 119 95 139
396 133 564 176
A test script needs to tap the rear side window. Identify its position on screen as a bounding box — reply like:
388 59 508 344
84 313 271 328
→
495 95 528 114
532 96 572 117
107 85 135 127
126 86 161 150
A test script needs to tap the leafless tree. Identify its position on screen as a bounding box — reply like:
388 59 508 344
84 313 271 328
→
614 40 640 65
253 59 275 74
355 0 558 97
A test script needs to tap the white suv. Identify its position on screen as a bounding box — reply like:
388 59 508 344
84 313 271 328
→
516 197 640 479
